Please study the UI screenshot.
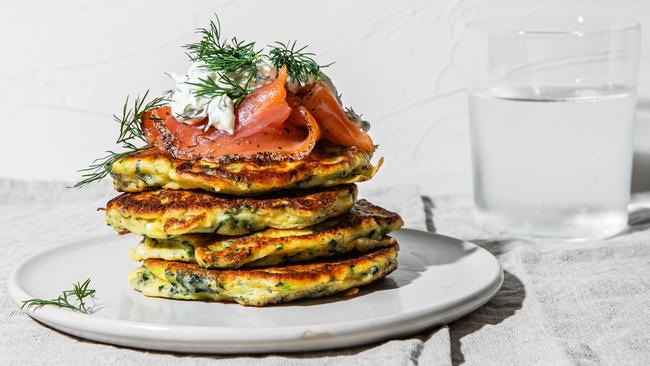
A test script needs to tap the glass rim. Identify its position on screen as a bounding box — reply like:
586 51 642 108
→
467 15 640 35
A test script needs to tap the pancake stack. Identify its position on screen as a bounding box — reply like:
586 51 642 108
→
105 142 403 306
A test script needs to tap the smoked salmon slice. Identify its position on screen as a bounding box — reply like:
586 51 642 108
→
141 66 373 162
142 66 320 162
235 67 291 138
300 82 375 152
142 104 319 162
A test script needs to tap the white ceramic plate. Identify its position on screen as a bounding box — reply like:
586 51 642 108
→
8 229 503 353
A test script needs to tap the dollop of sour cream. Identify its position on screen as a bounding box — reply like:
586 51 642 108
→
166 59 277 134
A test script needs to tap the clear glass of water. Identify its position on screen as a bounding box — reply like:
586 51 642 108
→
467 16 641 240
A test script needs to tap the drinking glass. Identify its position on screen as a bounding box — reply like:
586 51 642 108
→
467 16 641 240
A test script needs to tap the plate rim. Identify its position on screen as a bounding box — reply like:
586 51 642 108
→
8 228 504 353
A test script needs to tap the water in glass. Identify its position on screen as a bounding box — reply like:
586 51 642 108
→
469 86 636 239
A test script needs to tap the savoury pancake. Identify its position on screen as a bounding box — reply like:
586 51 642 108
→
130 200 403 268
110 142 381 195
129 243 398 306
106 185 357 239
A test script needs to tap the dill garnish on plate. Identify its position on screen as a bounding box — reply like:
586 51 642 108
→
21 278 96 314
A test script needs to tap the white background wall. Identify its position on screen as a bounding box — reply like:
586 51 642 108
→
2 0 650 196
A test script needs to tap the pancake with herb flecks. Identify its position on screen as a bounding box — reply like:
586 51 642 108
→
110 142 381 195
129 242 398 306
106 185 356 239
130 199 403 268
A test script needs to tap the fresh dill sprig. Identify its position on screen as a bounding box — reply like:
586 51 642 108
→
73 91 166 188
183 16 261 105
184 17 261 74
186 73 252 106
268 41 330 84
116 90 166 149
184 15 262 106
21 278 96 314
183 17 331 104
73 149 147 188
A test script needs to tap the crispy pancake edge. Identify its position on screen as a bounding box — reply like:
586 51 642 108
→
106 185 357 238
132 199 404 268
111 142 380 194
129 243 399 306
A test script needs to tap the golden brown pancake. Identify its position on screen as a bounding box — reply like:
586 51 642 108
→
106 185 357 239
111 142 382 195
129 243 398 306
130 200 403 268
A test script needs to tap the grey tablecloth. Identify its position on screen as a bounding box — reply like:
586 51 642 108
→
2 179 650 365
